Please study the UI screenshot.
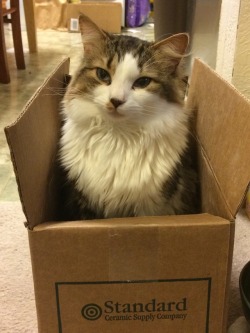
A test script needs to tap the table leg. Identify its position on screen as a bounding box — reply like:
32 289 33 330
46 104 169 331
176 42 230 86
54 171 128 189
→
23 0 37 53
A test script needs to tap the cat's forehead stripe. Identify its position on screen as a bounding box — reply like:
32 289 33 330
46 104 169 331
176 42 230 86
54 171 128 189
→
110 53 140 100
107 35 151 67
114 53 140 80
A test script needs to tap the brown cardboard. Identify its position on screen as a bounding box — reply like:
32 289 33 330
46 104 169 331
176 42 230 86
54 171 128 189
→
67 2 122 33
186 60 250 219
29 214 230 332
5 59 70 228
4 58 250 332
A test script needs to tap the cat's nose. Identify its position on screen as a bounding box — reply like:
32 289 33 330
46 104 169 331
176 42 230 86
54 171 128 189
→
110 98 125 108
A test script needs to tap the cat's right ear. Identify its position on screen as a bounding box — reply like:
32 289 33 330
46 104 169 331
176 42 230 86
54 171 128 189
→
151 33 189 70
79 14 108 55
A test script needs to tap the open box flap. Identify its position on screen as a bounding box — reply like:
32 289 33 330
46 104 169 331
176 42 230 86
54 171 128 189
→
5 58 70 229
187 59 250 218
5 57 250 227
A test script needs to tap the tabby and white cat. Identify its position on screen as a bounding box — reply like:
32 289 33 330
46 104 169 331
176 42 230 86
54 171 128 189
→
58 14 199 220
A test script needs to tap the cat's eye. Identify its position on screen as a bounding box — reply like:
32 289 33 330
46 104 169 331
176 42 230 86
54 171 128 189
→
133 77 152 89
96 68 111 85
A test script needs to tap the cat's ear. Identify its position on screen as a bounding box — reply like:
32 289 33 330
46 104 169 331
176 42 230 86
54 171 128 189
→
151 33 189 68
79 14 109 55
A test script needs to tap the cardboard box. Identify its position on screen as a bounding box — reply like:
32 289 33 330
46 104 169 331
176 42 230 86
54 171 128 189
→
246 186 250 219
5 58 250 332
34 0 68 30
67 1 122 33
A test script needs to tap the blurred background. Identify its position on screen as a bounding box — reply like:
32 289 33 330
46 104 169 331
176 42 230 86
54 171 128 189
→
0 0 250 198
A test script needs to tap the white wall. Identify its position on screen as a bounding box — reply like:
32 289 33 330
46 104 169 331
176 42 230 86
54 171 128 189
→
232 0 250 98
190 0 222 69
189 0 241 83
216 0 241 82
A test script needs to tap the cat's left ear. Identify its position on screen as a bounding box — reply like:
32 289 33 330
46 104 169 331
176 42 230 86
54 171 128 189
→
79 14 109 55
151 33 189 67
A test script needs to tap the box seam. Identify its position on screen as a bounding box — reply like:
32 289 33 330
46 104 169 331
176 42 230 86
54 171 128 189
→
196 135 234 219
4 129 29 227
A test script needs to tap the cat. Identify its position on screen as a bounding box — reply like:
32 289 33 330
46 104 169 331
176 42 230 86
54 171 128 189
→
58 14 199 220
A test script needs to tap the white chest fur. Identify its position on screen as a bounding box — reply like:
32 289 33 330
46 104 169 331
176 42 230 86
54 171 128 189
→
60 112 188 218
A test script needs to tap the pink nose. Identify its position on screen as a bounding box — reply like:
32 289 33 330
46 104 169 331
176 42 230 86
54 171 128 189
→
110 98 125 108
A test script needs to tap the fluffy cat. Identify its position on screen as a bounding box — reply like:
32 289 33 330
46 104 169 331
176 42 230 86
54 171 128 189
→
58 14 199 220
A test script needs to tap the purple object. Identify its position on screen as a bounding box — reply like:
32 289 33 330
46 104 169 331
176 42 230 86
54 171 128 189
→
125 0 150 28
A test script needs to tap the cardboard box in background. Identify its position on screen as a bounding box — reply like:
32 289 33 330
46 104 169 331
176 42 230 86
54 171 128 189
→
5 58 250 332
34 0 68 30
67 1 122 33
34 0 124 32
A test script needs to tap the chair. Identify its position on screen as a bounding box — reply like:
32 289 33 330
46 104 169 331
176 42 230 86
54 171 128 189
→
0 0 25 84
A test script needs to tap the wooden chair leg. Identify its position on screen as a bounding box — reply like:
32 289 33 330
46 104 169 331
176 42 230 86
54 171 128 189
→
23 0 37 53
11 0 25 69
0 11 10 83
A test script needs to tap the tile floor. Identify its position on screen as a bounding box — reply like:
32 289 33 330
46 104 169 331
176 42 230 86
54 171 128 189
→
0 22 154 201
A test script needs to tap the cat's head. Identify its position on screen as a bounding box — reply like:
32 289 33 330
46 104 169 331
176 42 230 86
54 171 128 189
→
63 14 189 127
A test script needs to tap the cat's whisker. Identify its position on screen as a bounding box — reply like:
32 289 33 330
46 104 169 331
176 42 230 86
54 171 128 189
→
44 89 65 96
50 77 69 86
129 105 159 114
44 87 67 97
143 105 159 111
52 88 90 98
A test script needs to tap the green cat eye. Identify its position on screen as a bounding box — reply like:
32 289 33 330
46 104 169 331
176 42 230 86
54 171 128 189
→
96 68 111 85
133 77 152 89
